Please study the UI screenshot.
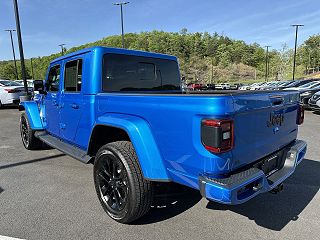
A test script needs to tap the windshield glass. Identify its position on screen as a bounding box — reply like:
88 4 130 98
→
299 82 320 88
279 81 293 87
0 80 23 86
309 83 320 89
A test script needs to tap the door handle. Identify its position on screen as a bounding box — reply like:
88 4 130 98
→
71 103 79 109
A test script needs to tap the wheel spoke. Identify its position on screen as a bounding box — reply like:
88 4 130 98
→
117 181 127 191
112 161 118 178
116 188 126 202
107 191 115 207
114 164 125 180
98 168 111 183
101 185 111 196
113 189 121 209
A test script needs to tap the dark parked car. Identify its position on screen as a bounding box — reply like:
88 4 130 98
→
280 79 315 90
299 86 320 109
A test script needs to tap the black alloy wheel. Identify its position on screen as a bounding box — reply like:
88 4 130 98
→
96 151 129 214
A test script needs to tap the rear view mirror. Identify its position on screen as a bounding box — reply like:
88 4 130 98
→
33 80 46 94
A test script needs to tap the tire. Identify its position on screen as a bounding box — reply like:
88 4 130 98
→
20 112 43 150
93 141 154 223
0 100 2 108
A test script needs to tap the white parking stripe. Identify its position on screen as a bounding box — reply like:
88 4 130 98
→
0 236 25 240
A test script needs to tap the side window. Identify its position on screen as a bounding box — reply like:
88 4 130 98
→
47 65 61 92
64 59 82 92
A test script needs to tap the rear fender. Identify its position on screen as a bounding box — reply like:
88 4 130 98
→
19 101 44 130
94 113 170 181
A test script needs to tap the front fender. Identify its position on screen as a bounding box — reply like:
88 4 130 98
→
94 113 170 181
19 101 44 130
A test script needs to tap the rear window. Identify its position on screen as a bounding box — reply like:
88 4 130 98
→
102 54 180 92
0 80 22 86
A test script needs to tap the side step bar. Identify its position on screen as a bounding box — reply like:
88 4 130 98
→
35 131 92 164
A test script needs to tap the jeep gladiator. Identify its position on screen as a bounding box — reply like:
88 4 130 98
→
19 47 307 223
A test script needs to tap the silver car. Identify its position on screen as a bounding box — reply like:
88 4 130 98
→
308 91 320 111
0 80 30 107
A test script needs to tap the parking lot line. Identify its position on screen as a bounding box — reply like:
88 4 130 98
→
0 236 25 240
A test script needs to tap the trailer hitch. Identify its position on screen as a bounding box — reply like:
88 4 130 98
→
269 183 284 194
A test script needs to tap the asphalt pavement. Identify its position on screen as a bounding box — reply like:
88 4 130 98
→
0 107 319 240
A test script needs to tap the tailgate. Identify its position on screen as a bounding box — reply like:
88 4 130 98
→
231 91 300 170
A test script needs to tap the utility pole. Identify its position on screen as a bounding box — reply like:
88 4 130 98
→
4 29 19 80
264 46 271 81
114 2 130 48
13 0 29 98
211 58 214 84
30 58 34 79
58 44 66 56
291 24 304 80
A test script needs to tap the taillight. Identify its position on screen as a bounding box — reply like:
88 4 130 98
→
4 89 17 93
297 104 304 125
201 119 234 153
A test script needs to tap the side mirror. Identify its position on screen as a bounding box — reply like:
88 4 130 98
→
33 80 46 94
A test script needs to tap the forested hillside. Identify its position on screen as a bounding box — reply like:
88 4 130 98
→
0 29 319 83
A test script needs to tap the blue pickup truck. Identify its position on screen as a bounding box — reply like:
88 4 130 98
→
19 47 307 223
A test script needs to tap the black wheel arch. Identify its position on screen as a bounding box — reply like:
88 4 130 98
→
88 125 130 157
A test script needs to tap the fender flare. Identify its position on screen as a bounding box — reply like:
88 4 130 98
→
93 113 170 181
19 101 44 130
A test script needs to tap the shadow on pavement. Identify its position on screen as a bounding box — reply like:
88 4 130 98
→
0 187 3 194
0 106 19 110
206 158 320 231
0 153 65 170
132 182 202 225
312 111 320 115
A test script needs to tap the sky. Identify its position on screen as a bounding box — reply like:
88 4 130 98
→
0 0 319 61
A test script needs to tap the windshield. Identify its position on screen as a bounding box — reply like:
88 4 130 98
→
279 81 293 87
309 83 320 89
0 80 23 86
299 81 320 88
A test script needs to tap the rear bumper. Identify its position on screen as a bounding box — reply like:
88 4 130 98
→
1 98 20 105
199 140 307 205
1 93 24 105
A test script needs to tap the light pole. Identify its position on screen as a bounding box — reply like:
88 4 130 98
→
113 2 130 48
264 46 271 81
4 29 19 80
13 0 30 99
291 24 304 80
30 58 34 79
58 44 66 56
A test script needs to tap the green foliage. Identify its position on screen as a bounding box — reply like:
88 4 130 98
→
0 30 317 83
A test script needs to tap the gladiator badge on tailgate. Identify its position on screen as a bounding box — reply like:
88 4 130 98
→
267 112 284 127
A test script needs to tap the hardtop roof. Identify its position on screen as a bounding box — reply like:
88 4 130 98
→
50 46 177 64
